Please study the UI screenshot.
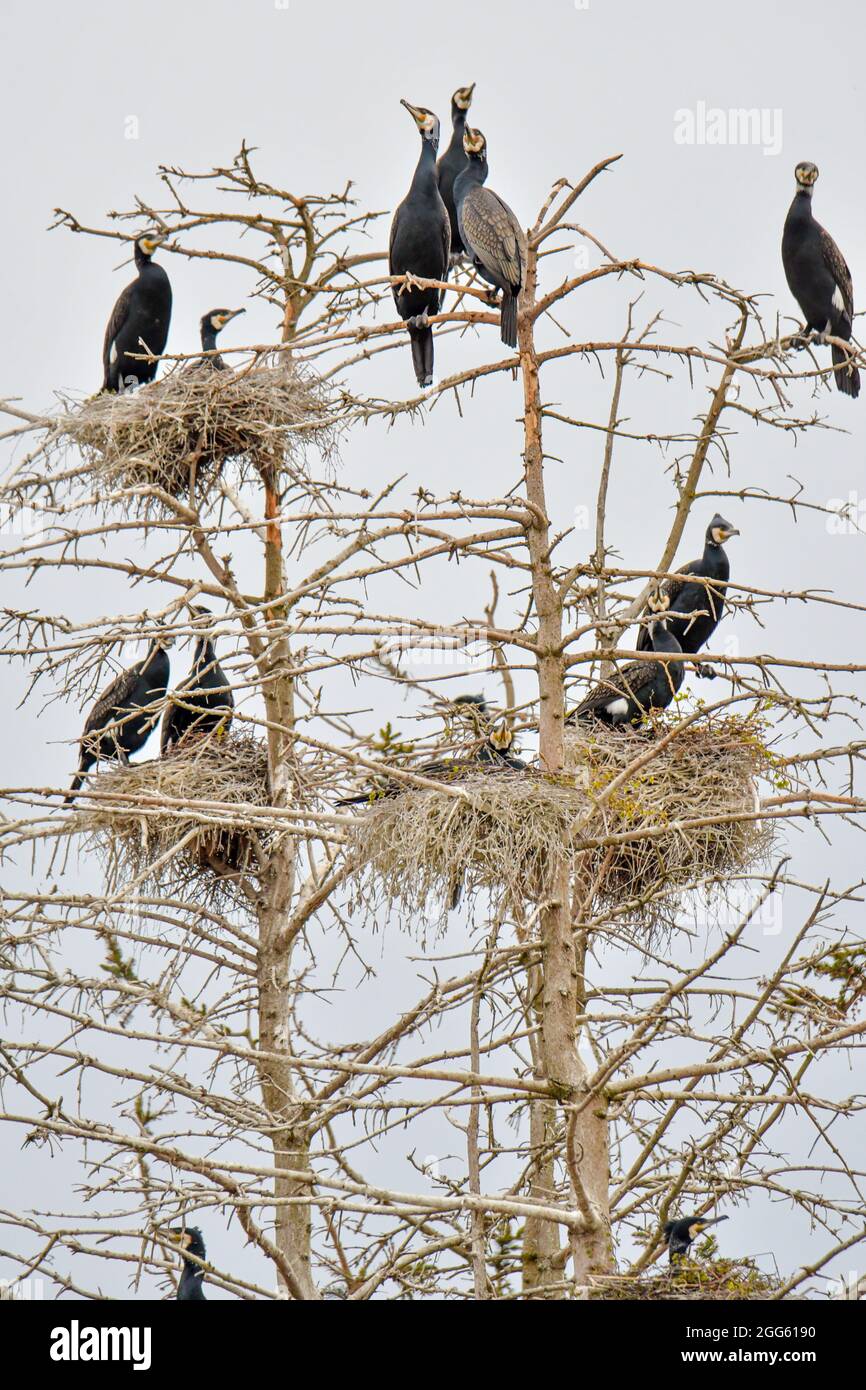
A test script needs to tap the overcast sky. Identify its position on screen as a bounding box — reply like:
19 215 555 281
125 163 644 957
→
2 0 865 1298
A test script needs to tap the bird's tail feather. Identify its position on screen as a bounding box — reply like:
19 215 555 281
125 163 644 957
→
409 324 434 387
832 343 860 398
500 291 519 349
64 772 84 807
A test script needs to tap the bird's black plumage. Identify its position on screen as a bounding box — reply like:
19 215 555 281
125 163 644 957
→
663 1214 728 1260
454 128 527 349
437 83 476 264
782 162 859 398
168 1227 207 1301
337 723 525 806
184 307 245 374
161 609 234 754
569 610 684 727
66 631 173 802
389 100 451 388
102 233 172 393
635 514 739 675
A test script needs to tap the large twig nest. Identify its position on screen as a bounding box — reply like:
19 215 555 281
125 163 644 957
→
70 732 273 903
344 715 772 935
589 1258 783 1301
56 358 338 509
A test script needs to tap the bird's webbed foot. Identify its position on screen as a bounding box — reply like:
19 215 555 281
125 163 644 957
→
407 310 430 330
696 662 717 680
483 287 501 307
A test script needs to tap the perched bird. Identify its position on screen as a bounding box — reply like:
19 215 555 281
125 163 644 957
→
389 100 451 388
161 608 234 754
782 162 859 399
635 514 739 676
166 1227 207 1301
102 231 172 393
436 83 476 264
453 128 527 349
662 1214 728 1261
66 627 174 802
569 600 684 727
337 722 525 806
185 307 245 373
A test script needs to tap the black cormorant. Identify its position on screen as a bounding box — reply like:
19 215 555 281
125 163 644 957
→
186 307 245 373
389 100 451 388
337 722 525 805
161 608 234 754
569 602 684 727
662 1214 728 1261
635 514 739 676
66 627 174 801
453 128 527 349
167 1227 207 1300
782 162 860 399
102 231 172 393
436 83 476 264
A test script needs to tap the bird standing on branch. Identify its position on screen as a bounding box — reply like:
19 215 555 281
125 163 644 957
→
102 231 172 393
454 127 527 349
635 514 739 676
65 626 174 802
437 82 476 265
389 100 451 388
782 162 860 399
569 596 684 727
161 608 234 754
662 1214 729 1261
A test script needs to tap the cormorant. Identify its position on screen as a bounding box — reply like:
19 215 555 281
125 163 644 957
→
782 162 860 399
436 83 476 264
337 722 525 805
635 514 739 676
389 100 451 388
453 128 527 349
662 1214 728 1261
161 608 234 754
185 307 245 373
66 627 174 802
102 231 172 393
569 600 684 727
166 1227 207 1300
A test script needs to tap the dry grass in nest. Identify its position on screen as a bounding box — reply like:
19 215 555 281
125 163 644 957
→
71 732 272 903
589 1257 783 1301
344 714 772 936
56 358 337 509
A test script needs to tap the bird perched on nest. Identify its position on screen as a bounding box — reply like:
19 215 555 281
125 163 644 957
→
389 99 451 388
184 307 245 373
634 514 739 677
164 1227 207 1300
660 1214 728 1262
453 127 527 349
436 83 476 265
782 162 859 399
569 596 684 727
161 608 234 754
102 231 172 393
65 626 174 802
337 713 526 806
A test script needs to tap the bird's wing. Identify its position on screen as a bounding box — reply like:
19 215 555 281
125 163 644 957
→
462 187 527 287
388 201 404 272
102 281 134 378
83 662 141 736
575 660 650 714
819 225 854 322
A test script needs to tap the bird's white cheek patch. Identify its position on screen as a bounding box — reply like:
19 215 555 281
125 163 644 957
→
606 698 629 719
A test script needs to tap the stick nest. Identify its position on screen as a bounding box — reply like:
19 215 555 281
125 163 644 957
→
57 358 337 509
589 1257 783 1301
71 732 273 903
344 715 772 936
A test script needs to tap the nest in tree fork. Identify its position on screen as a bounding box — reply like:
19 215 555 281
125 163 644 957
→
56 358 336 508
344 715 772 935
70 732 273 901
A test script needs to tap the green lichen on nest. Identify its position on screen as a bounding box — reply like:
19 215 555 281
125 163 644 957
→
344 714 775 935
589 1256 784 1301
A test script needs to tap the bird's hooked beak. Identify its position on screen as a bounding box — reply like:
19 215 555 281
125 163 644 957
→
462 126 487 157
453 82 475 111
400 98 426 124
138 232 167 256
213 308 245 330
